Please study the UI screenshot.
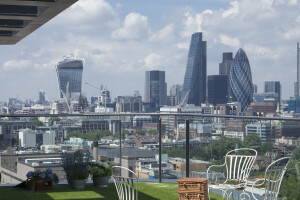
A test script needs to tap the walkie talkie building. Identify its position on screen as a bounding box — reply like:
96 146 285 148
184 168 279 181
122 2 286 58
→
56 58 83 99
229 48 253 111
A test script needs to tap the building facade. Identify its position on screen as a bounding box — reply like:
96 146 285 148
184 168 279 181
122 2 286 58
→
182 32 207 106
207 75 228 105
294 42 300 97
264 81 281 108
56 57 83 99
144 70 167 106
245 122 273 143
169 84 183 105
229 48 253 111
219 52 233 76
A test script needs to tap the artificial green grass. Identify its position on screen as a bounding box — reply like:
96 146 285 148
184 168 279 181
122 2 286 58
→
0 182 223 200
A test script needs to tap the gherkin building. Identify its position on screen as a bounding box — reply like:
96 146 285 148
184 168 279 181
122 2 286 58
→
229 48 253 111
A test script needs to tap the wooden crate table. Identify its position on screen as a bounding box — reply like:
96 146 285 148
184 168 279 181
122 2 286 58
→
177 178 208 200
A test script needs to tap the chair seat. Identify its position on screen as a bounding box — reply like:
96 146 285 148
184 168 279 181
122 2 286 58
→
209 183 245 191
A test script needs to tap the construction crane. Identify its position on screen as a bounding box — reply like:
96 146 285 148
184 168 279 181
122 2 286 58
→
85 82 101 105
85 82 101 91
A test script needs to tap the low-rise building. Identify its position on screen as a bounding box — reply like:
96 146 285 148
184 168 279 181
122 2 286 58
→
60 137 93 150
245 122 273 143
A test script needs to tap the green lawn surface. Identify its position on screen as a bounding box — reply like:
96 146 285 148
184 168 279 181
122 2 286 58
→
0 182 222 200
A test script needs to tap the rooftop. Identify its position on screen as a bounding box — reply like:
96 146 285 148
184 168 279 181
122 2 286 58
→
0 0 78 45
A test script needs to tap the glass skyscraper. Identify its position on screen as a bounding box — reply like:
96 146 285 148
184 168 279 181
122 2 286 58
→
229 48 253 111
219 52 233 76
207 75 228 105
264 81 281 109
182 32 207 106
144 70 167 107
295 43 300 97
56 58 83 99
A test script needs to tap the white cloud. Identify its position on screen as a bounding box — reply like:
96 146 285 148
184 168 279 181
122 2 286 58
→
51 0 119 30
2 60 31 72
288 0 298 6
111 12 151 40
143 53 163 70
175 42 189 50
149 24 175 42
222 1 239 18
220 34 240 48
180 9 213 38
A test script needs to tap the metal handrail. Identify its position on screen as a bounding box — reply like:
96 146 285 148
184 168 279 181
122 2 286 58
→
1 112 300 122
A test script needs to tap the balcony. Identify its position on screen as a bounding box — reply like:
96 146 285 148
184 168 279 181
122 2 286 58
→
0 113 300 200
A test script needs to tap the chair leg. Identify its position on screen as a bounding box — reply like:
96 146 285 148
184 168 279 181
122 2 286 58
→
240 190 250 200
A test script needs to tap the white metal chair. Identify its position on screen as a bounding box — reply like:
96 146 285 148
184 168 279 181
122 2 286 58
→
111 166 139 200
207 148 257 200
251 157 291 200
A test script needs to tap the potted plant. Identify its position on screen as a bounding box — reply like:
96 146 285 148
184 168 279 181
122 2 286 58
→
89 160 112 187
25 168 59 191
61 150 91 189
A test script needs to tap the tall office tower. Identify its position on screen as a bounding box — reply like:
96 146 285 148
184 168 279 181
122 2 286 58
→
182 32 207 106
229 48 253 111
39 91 46 104
56 56 83 99
219 52 233 75
144 70 167 106
253 84 257 93
207 75 228 105
264 81 281 107
295 43 300 97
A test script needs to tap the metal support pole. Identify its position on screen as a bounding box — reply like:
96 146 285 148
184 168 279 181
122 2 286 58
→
186 120 190 177
159 117 162 183
119 120 122 167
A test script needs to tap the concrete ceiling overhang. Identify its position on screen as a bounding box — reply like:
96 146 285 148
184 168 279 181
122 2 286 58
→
0 0 78 45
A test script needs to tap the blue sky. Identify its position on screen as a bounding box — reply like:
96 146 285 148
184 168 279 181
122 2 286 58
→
0 0 299 102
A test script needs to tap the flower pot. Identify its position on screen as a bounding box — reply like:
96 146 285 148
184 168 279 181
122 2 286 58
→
26 179 53 191
93 177 109 187
70 179 86 189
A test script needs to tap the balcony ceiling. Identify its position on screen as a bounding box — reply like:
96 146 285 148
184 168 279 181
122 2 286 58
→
0 0 78 45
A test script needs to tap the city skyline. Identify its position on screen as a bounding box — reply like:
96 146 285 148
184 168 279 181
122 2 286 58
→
0 0 299 101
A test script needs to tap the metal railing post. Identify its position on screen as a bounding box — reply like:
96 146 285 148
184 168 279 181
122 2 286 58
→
159 117 162 183
186 119 190 177
119 119 122 167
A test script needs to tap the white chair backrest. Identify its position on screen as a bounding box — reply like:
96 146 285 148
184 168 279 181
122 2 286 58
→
112 166 139 200
225 148 257 183
263 157 290 200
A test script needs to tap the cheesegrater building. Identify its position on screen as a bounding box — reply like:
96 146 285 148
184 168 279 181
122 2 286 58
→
182 32 207 106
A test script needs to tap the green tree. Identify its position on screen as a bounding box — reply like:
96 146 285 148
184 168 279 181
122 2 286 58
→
30 117 44 126
67 131 84 139
292 146 300 160
135 129 146 135
261 142 273 154
242 133 261 151
148 129 158 135
211 136 241 160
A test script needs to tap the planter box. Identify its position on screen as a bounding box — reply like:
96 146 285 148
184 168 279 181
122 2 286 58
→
26 180 53 191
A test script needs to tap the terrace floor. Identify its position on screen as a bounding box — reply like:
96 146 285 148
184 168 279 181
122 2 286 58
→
0 182 222 200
